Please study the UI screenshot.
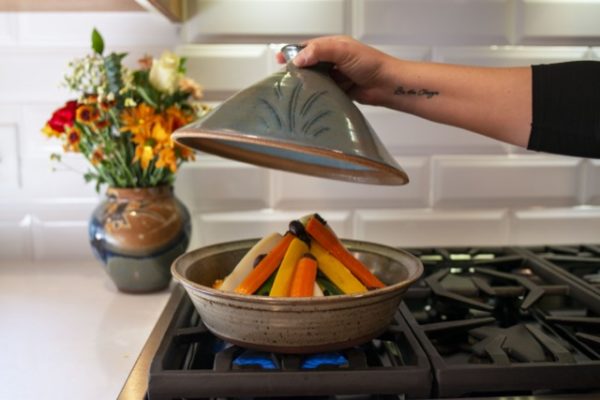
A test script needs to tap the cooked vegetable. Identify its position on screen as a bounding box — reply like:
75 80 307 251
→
316 276 343 296
255 272 276 296
305 216 385 289
311 242 367 294
269 237 309 297
289 253 318 297
235 233 295 295
313 281 324 296
220 232 282 292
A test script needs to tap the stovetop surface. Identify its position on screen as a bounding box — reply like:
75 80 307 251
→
118 245 600 400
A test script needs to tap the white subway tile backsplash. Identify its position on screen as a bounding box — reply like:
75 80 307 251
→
182 0 347 43
2 6 600 260
519 0 600 44
195 210 351 247
0 48 75 103
0 125 20 191
583 160 600 205
17 12 178 46
0 47 178 104
271 157 430 209
177 45 270 95
0 219 32 261
354 0 511 45
20 103 66 157
510 207 600 245
433 46 588 66
355 209 510 247
359 105 508 155
174 158 270 213
433 155 582 207
0 13 17 45
19 155 98 199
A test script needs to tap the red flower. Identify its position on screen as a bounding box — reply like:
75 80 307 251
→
46 101 78 134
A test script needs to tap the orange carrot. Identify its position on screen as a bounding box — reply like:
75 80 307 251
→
305 216 385 289
234 233 295 295
289 254 318 297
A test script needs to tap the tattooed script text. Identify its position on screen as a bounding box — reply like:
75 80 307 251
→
394 86 439 99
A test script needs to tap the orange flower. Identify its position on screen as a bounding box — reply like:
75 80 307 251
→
178 77 204 99
138 54 153 70
95 119 110 130
175 143 195 161
156 147 177 172
132 122 170 170
76 105 100 126
120 103 156 135
164 106 194 133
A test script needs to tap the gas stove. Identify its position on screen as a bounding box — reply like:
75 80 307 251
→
118 245 600 400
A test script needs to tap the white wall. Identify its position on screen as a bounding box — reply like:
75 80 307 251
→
1 0 600 261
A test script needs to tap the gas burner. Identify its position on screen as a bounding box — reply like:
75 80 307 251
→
469 323 574 363
145 291 431 400
522 245 600 292
401 246 600 398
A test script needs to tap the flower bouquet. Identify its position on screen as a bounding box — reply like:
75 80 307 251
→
42 29 209 293
42 29 209 192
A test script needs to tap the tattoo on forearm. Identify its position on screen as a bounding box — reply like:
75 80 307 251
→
394 86 439 99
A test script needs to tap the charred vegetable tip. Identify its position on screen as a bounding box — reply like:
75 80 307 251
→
288 220 311 246
313 213 327 225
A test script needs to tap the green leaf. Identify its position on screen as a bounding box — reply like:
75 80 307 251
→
178 57 187 74
104 52 127 106
91 28 104 55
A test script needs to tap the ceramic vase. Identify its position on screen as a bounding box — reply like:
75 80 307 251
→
88 185 191 293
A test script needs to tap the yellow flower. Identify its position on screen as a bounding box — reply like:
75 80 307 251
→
156 147 177 172
132 121 171 170
76 105 100 126
134 144 154 170
62 126 81 152
42 124 61 138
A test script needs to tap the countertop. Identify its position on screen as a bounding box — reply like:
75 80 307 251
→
0 260 171 400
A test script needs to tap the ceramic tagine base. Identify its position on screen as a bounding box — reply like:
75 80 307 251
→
88 186 191 293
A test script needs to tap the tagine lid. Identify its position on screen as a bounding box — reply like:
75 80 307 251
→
172 45 409 186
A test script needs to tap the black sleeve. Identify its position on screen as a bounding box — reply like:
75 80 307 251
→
529 61 600 159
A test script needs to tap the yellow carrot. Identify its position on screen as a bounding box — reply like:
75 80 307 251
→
234 233 294 295
305 216 385 289
289 254 318 297
269 237 309 297
311 242 367 294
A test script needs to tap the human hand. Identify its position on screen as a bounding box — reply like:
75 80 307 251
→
276 36 398 107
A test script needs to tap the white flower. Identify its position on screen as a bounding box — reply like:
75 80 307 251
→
124 98 137 107
149 51 182 94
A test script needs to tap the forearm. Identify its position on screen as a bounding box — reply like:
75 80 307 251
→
378 60 532 147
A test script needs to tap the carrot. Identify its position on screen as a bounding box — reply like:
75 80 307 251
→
269 237 309 297
305 216 385 289
234 233 295 295
289 254 318 297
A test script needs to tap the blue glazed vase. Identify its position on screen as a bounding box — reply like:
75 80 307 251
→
89 185 191 293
